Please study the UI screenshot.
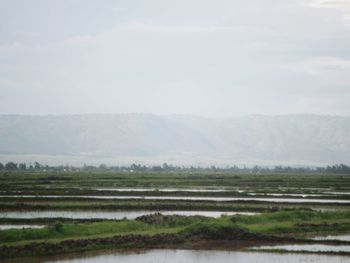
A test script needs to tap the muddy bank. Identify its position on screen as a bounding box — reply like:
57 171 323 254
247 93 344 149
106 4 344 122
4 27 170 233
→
0 233 182 259
0 216 285 259
2 189 350 200
1 229 345 260
295 222 350 232
1 213 350 259
0 202 280 212
2 195 350 204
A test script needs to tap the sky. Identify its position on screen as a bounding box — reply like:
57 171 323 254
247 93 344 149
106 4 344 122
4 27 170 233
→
0 0 350 117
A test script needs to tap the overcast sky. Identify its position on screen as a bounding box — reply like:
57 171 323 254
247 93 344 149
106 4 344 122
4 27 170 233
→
0 0 350 117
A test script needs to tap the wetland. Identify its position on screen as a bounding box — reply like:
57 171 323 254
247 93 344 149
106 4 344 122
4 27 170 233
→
1 171 350 261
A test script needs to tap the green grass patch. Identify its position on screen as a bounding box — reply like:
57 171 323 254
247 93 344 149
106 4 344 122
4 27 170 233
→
0 220 155 243
231 210 350 234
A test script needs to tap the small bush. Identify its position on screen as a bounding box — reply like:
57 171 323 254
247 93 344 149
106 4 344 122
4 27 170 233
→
49 222 64 233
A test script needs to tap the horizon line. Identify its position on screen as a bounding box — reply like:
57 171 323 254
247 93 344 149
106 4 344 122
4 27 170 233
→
0 112 349 118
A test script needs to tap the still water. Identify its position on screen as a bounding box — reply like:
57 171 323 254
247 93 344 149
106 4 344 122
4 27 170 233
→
96 189 327 197
95 188 231 192
0 210 257 219
256 244 350 253
0 224 44 230
312 235 350 242
2 195 350 203
2 249 348 263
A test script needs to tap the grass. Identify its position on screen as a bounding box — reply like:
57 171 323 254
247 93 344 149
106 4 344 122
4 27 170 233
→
231 210 350 234
0 199 322 212
231 210 350 224
1 171 350 190
0 220 181 244
2 210 350 244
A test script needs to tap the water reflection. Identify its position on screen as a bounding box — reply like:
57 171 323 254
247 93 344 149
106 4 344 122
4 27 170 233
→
0 224 44 230
255 244 350 253
312 235 350 242
97 189 327 197
2 249 348 263
1 195 350 203
0 210 257 219
95 188 231 192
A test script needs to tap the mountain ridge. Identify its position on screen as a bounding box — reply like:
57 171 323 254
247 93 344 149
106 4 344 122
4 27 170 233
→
0 113 349 165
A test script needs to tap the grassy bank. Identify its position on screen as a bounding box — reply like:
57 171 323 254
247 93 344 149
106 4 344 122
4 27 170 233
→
2 188 350 199
1 210 350 258
3 198 349 214
232 210 350 234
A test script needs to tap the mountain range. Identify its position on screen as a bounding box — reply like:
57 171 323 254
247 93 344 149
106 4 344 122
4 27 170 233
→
0 114 349 166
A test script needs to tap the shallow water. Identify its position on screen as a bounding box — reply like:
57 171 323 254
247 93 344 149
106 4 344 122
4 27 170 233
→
312 235 350 242
256 244 350 253
5 249 349 263
0 210 257 219
0 224 45 230
95 188 231 192
2 195 350 203
95 189 327 197
324 192 350 195
248 193 324 197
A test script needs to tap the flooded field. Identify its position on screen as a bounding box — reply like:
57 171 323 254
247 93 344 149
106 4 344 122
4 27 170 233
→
3 249 348 263
0 210 257 219
255 244 350 253
5 187 350 197
2 195 350 203
95 188 231 192
247 193 324 197
312 235 350 242
0 224 44 230
324 192 350 195
1 171 350 260
95 189 338 197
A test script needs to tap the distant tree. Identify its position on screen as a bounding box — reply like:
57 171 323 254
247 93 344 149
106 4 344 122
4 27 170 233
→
152 166 163 172
162 162 169 170
99 164 107 170
5 162 17 170
34 162 41 170
18 163 27 170
328 164 350 174
252 165 260 174
0 162 4 170
131 163 142 171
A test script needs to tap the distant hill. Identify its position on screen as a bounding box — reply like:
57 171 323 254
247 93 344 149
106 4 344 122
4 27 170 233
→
0 114 349 166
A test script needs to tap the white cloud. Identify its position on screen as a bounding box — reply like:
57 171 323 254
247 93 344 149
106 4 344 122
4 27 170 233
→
0 0 350 116
306 0 350 27
114 22 231 33
280 56 350 75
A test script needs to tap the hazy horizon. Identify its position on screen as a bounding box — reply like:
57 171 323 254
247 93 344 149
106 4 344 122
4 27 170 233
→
1 114 349 166
0 112 350 119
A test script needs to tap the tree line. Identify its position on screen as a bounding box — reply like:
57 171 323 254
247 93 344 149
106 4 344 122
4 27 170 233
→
0 161 350 174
